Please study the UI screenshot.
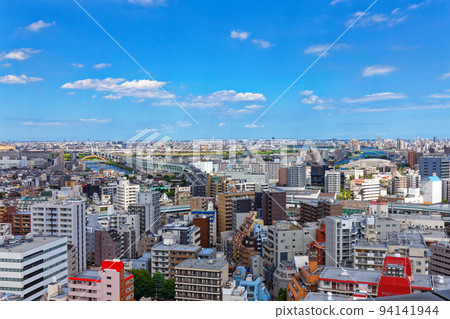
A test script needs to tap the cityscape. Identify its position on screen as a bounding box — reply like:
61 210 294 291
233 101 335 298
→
1 0 450 312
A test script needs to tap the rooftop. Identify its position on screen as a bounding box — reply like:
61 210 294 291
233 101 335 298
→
0 236 66 254
320 267 381 284
70 269 100 281
176 258 227 271
304 292 351 301
388 231 427 249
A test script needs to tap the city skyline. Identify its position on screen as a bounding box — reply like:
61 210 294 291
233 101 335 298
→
1 0 450 141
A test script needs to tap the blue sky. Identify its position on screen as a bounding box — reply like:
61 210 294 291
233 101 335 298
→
1 0 449 141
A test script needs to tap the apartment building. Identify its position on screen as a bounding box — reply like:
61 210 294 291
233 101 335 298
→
387 231 430 274
353 239 388 271
169 245 201 278
174 259 229 301
324 170 341 194
134 190 161 233
68 260 134 301
299 199 342 224
116 179 140 211
324 215 363 268
217 192 255 236
31 200 86 275
429 242 450 276
175 186 192 205
262 190 286 226
263 220 316 269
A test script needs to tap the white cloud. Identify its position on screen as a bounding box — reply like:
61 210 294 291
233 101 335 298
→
346 103 450 113
362 65 396 77
0 48 40 61
71 63 84 68
93 63 112 69
103 94 122 100
227 105 264 115
219 122 226 127
128 0 167 6
245 124 264 128
304 43 348 56
61 78 171 100
66 92 76 95
252 39 274 49
0 74 43 84
342 92 407 103
177 121 192 127
22 121 63 126
1 63 11 68
312 105 331 110
230 30 250 40
441 73 450 80
427 93 450 99
26 20 55 32
299 90 332 104
80 118 111 124
408 0 431 10
194 90 266 103
330 0 348 5
346 9 406 28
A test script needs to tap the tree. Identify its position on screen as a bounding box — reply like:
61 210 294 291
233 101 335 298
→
131 269 153 301
152 272 165 300
162 278 175 300
278 288 287 301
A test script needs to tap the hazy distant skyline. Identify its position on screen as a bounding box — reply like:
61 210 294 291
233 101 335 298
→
1 0 450 141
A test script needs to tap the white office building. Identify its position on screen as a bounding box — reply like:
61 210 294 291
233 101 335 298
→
324 170 341 194
0 235 68 301
117 179 140 211
135 190 161 232
31 200 86 275
288 164 307 188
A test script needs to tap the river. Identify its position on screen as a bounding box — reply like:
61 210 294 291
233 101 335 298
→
84 162 131 175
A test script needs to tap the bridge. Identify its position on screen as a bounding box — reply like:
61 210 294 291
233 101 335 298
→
84 152 207 185
80 155 108 162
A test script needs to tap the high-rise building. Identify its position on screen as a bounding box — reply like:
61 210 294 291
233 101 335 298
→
278 167 288 186
0 235 68 301
31 200 86 275
190 210 216 246
351 139 360 153
262 220 316 269
299 200 342 224
206 175 228 198
262 190 286 225
324 215 363 268
287 164 307 188
324 170 341 194
117 179 140 211
189 196 215 212
391 175 407 195
406 172 421 189
135 190 161 233
169 245 201 278
68 260 134 301
94 229 123 266
175 186 191 205
429 242 450 276
419 156 450 179
217 192 255 236
174 259 228 301
231 197 254 231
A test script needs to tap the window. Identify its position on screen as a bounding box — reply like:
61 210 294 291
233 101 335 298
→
107 284 111 288
107 292 112 296
106 276 111 280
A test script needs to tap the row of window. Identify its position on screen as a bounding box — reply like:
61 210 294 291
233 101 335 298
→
0 243 67 263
